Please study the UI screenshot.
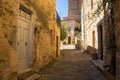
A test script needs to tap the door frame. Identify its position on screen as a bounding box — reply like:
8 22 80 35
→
56 36 59 57
68 36 71 44
97 20 104 60
17 4 34 72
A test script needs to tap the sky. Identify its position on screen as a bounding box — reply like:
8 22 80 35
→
56 0 68 19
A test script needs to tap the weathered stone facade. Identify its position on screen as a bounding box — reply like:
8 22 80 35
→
82 0 120 79
81 0 114 68
0 0 60 80
61 19 80 44
67 0 82 22
81 0 111 74
81 0 103 50
113 0 120 79
61 0 81 45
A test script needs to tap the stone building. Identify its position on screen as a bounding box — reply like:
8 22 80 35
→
62 0 81 44
65 0 82 22
81 0 111 75
113 0 120 79
81 0 104 57
81 0 120 79
61 19 80 44
0 0 60 80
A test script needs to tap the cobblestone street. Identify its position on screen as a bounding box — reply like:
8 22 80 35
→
37 49 107 80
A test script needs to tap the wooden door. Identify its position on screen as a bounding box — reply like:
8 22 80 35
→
56 36 58 57
92 31 95 48
17 8 32 72
68 36 71 44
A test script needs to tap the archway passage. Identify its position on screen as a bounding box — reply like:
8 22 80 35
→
68 36 71 44
98 24 103 60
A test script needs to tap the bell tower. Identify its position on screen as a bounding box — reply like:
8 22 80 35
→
67 0 82 22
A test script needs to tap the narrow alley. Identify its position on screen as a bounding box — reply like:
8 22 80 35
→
36 49 107 80
1 0 120 80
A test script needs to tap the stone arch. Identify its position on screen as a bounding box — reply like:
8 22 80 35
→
68 36 71 44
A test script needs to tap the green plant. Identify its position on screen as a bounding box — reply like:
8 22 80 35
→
72 40 75 44
90 0 113 19
60 24 67 41
74 27 81 32
63 41 67 45
74 27 81 36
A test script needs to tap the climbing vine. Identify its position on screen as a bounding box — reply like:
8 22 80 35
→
92 0 112 17
93 0 116 75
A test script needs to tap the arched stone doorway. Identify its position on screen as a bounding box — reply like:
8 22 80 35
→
68 36 71 44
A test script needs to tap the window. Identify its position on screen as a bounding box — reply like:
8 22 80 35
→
50 30 53 45
20 9 26 17
26 12 31 20
19 5 32 20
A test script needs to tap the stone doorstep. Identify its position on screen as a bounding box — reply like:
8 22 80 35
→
18 68 32 75
92 59 115 80
92 59 105 71
25 74 40 80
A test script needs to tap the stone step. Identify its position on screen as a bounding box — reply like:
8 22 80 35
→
25 74 40 80
92 59 115 80
92 59 105 71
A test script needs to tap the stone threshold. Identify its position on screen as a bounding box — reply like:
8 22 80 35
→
18 68 35 80
18 68 32 75
92 59 116 80
25 74 40 80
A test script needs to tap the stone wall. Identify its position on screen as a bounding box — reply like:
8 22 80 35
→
61 19 80 44
82 0 113 72
0 0 60 80
0 0 18 79
83 0 103 49
103 6 112 69
31 0 60 68
113 0 120 79
68 0 82 22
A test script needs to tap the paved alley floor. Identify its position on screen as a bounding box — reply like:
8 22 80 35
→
38 49 107 80
60 44 75 50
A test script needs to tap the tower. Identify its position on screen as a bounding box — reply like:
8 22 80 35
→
67 0 82 22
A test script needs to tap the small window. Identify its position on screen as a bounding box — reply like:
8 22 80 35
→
19 5 32 20
26 13 31 20
50 30 53 45
20 9 26 17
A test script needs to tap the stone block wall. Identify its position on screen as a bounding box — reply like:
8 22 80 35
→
0 0 18 79
31 0 60 68
83 0 103 49
113 0 120 79
68 0 82 22
0 0 60 80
